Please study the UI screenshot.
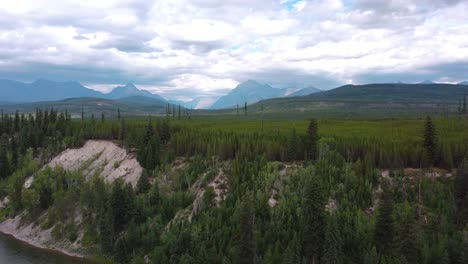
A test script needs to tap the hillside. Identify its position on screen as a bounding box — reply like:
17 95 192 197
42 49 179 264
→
244 83 468 118
0 97 169 117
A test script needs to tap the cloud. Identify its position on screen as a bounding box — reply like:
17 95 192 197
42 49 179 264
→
0 0 468 100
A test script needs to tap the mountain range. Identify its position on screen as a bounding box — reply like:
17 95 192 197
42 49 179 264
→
1 79 467 117
0 79 322 109
209 80 321 109
0 79 168 103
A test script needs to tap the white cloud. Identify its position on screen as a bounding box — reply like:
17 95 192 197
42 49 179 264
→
0 0 468 95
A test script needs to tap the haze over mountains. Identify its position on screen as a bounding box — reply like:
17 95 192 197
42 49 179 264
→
1 79 467 116
0 79 322 109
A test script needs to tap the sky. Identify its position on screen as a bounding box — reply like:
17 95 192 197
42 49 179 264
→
1 0 468 100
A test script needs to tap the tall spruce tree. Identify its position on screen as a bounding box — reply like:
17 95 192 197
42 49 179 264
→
374 179 395 261
322 216 343 264
238 192 256 264
282 233 302 264
303 175 325 264
0 136 10 179
455 159 468 227
463 93 467 114
423 116 437 166
307 119 319 161
178 105 181 120
399 208 420 263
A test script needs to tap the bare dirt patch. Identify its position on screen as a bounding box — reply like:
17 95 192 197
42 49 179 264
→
47 140 142 186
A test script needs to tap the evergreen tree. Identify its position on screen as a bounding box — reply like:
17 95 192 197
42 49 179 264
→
374 179 395 261
10 137 18 169
117 108 121 120
455 159 468 227
322 216 343 264
399 207 420 263
282 233 302 264
303 175 325 264
423 116 437 166
178 105 181 120
0 134 11 178
14 110 20 132
238 192 256 264
244 102 248 116
101 112 105 123
307 119 319 160
287 129 298 161
136 170 151 194
463 93 467 114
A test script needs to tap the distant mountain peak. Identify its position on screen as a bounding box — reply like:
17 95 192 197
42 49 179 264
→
420 80 435 84
458 81 468 85
124 82 137 88
210 80 283 109
106 83 166 102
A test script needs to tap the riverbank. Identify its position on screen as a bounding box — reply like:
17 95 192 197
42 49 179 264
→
0 214 87 259
0 232 98 264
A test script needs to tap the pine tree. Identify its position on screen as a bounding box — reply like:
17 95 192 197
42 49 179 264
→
178 105 181 120
238 192 255 264
101 112 105 123
399 209 420 263
81 106 84 121
303 175 325 264
136 170 151 194
244 102 248 116
374 179 395 260
287 129 298 161
117 108 121 120
10 136 18 169
0 134 11 178
455 159 468 227
423 116 437 166
282 233 302 264
307 119 319 160
322 216 343 264
463 93 467 114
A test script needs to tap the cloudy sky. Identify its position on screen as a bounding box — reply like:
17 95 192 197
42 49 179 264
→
1 0 468 99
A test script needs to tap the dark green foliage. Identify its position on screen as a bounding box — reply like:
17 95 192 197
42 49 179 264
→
238 192 256 264
374 179 395 258
423 116 437 166
0 109 466 263
303 174 325 264
307 119 319 161
455 159 468 227
0 135 10 179
287 129 298 161
463 93 467 114
282 233 302 264
395 204 421 263
136 170 151 194
322 216 343 264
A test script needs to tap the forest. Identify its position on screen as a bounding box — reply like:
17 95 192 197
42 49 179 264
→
0 108 467 264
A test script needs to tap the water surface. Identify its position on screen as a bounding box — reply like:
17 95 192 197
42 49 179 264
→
0 233 96 264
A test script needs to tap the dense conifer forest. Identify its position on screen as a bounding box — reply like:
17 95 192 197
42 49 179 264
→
0 109 467 263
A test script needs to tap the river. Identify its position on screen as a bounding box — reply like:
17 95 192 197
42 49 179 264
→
0 233 96 264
